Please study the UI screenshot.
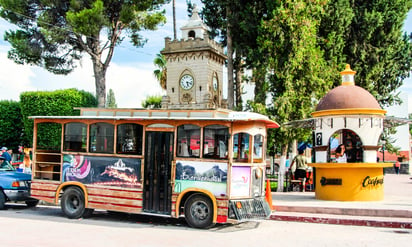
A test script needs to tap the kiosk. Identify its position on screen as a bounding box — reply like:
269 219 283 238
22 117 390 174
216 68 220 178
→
310 65 392 201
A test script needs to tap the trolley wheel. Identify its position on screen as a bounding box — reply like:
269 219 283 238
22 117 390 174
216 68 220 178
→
61 187 88 219
0 192 6 210
184 194 214 229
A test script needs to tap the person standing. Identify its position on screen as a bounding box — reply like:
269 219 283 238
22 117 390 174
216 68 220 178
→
291 149 308 180
285 155 290 171
394 159 401 175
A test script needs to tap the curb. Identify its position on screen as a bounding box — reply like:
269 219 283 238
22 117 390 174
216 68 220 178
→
269 213 412 229
273 205 412 218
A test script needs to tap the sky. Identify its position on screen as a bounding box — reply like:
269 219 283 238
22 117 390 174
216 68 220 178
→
0 2 411 113
0 0 199 108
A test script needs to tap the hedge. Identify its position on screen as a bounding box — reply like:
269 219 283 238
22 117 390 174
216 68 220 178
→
20 88 97 148
0 100 25 150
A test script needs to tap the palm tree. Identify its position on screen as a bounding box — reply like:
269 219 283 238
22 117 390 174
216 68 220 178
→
153 53 167 90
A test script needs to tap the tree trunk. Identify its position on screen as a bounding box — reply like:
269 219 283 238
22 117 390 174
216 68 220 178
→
277 144 289 192
226 7 234 110
234 52 242 110
291 139 297 160
173 0 176 40
92 60 107 108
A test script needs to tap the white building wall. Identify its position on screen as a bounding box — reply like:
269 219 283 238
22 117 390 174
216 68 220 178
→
313 115 384 163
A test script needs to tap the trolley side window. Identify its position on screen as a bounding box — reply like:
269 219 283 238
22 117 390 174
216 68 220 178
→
203 124 229 159
177 124 201 157
233 133 250 162
63 122 87 152
117 123 143 155
253 134 264 161
89 123 114 153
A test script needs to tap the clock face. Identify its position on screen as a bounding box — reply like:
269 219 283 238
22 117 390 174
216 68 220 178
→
212 76 218 91
180 74 194 90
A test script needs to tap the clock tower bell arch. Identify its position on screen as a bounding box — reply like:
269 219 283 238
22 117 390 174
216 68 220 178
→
161 6 227 109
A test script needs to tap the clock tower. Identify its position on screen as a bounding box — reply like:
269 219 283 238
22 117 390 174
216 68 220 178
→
161 6 227 109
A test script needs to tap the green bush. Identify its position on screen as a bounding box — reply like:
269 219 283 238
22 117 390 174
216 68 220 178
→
20 88 97 148
0 100 25 149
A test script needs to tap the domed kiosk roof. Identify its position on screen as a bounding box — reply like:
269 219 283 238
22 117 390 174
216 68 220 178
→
316 85 381 111
312 65 386 117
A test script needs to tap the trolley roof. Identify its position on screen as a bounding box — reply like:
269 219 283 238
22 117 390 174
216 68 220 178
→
30 108 279 128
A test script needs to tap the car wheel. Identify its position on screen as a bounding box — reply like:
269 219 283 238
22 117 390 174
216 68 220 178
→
184 194 214 229
0 192 6 210
61 187 87 219
26 199 39 208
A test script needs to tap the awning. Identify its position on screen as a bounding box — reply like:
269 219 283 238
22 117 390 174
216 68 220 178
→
284 116 410 129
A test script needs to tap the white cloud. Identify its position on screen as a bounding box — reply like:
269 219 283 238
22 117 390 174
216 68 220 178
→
1 45 164 108
106 62 164 108
0 47 36 101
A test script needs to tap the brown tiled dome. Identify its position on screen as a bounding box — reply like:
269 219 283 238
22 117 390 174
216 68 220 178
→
315 85 382 111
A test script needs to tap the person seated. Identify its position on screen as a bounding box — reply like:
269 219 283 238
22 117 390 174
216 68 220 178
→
0 156 13 170
1 147 12 162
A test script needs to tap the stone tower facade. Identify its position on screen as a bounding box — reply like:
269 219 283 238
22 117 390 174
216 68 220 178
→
161 6 227 109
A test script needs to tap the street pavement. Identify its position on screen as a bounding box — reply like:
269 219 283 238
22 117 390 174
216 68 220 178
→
269 174 412 228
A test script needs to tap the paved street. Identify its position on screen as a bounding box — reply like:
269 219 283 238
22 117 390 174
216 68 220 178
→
1 203 411 247
0 173 411 246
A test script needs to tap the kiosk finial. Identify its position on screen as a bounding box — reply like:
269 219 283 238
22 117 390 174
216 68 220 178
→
340 64 356 86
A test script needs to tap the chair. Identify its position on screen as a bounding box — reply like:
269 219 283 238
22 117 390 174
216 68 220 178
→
288 171 306 192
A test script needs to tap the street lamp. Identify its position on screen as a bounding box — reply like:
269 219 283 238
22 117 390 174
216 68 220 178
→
381 140 386 162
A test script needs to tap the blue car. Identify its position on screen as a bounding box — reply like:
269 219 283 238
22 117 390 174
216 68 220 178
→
0 158 39 209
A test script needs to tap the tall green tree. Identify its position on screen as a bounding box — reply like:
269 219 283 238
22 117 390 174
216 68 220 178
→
318 0 354 84
106 88 117 108
319 0 412 107
0 0 170 108
200 0 236 109
258 0 332 191
200 0 276 110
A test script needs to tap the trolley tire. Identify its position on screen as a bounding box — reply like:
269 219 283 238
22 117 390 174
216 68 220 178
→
61 187 87 219
184 194 215 229
25 199 39 208
0 192 6 210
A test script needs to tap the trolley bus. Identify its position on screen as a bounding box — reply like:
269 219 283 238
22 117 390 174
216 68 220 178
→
30 108 278 228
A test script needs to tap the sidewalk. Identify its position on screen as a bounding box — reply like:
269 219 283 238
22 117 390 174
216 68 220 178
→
269 174 412 228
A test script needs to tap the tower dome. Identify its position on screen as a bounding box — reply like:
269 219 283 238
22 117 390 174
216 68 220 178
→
312 64 386 117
